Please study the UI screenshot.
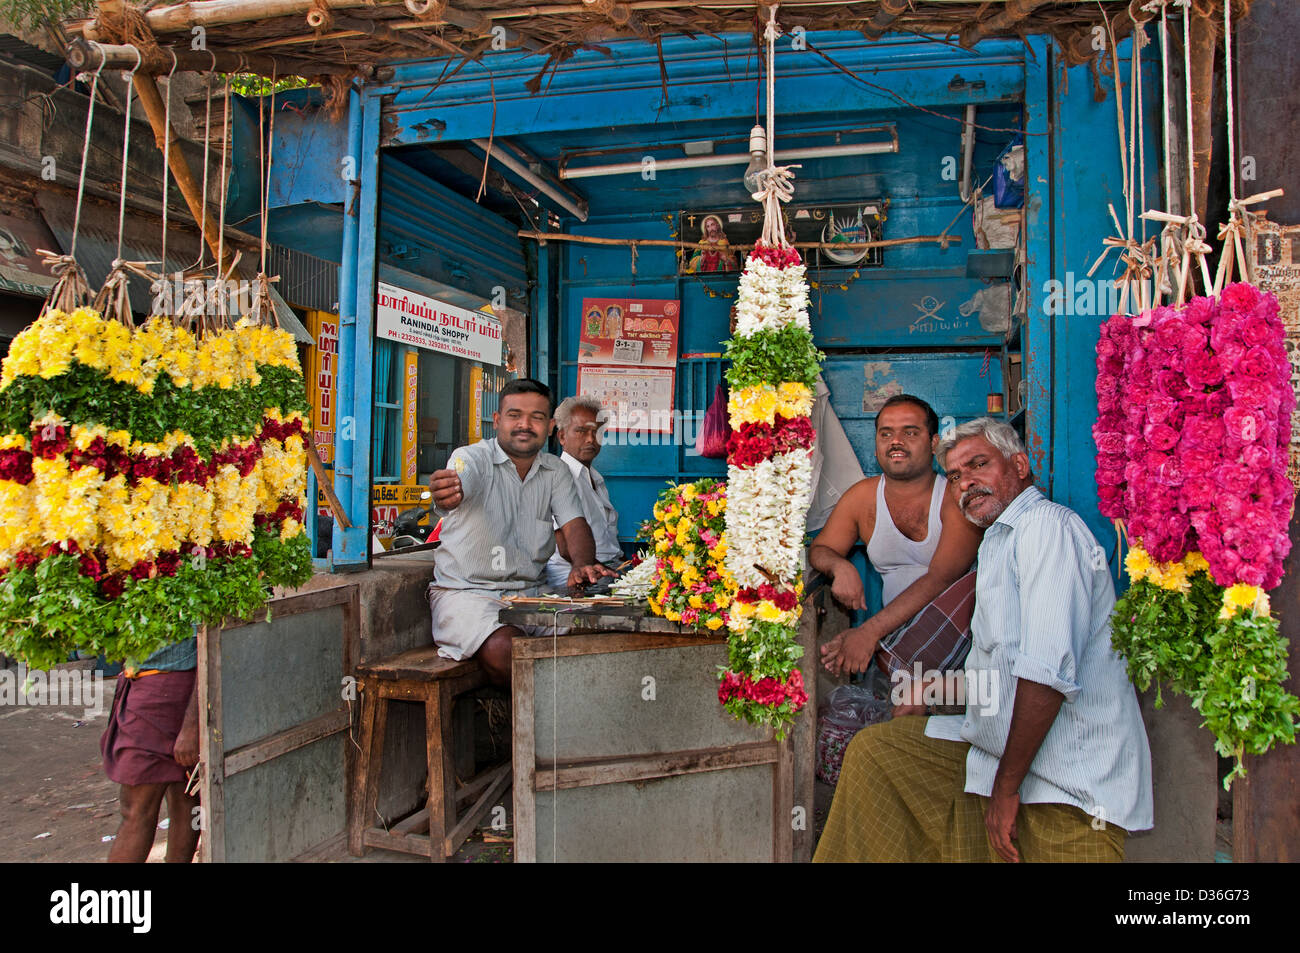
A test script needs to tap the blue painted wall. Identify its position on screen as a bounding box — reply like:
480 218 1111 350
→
256 29 1159 570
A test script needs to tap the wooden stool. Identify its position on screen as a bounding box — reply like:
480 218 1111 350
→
348 647 512 861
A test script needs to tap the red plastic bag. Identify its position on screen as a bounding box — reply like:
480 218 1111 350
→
695 383 731 459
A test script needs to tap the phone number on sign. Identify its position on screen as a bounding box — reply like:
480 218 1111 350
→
387 331 483 359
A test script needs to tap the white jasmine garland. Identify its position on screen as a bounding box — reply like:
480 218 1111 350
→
612 554 657 599
734 258 811 337
724 447 814 589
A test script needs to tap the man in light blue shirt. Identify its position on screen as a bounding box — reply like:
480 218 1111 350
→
815 418 1152 862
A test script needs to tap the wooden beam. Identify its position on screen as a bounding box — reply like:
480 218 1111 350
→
66 37 365 78
515 229 962 253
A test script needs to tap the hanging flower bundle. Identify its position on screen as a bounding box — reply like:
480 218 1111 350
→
645 478 734 632
0 306 313 671
1095 282 1299 783
717 242 823 739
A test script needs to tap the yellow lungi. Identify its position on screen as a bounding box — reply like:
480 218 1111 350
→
812 715 1127 863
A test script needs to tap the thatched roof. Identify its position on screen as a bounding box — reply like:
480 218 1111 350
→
71 1 1239 86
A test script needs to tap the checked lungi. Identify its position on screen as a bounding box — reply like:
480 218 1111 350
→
812 716 1127 863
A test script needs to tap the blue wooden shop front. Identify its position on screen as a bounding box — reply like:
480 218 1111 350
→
255 29 1157 580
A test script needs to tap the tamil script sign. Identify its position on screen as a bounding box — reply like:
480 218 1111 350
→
375 282 502 366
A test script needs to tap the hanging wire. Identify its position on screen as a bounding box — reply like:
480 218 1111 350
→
114 48 143 266
188 60 217 274
160 50 178 279
70 60 107 262
1223 0 1236 206
1180 0 1195 216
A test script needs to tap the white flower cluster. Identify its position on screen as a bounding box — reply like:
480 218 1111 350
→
733 257 810 338
724 449 814 590
611 554 658 599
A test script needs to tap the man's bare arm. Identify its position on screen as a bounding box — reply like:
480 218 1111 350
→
559 517 615 587
808 480 870 611
985 679 1065 862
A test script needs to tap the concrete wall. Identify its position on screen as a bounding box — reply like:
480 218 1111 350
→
286 557 436 821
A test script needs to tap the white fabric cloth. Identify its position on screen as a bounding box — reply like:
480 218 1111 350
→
545 451 622 591
805 374 866 533
866 473 947 607
428 585 558 661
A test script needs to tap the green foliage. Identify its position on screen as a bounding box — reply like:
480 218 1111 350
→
0 0 90 31
226 74 312 97
724 325 824 391
0 363 307 455
253 526 313 589
726 620 804 681
1194 611 1300 787
1111 572 1300 788
0 530 314 672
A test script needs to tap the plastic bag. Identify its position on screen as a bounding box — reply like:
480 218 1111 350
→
993 138 1025 209
815 685 893 785
695 383 730 459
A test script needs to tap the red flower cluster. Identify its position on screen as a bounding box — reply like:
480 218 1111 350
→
718 667 808 712
748 241 803 269
726 415 816 470
254 499 304 529
726 421 774 468
1093 283 1295 586
211 441 263 478
734 583 799 611
258 415 305 443
0 448 34 484
31 425 69 459
4 432 275 488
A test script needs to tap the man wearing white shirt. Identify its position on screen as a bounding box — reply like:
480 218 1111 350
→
545 396 623 591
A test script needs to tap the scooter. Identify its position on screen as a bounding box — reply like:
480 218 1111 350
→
391 490 439 549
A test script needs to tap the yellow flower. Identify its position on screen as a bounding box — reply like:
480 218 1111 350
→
705 617 725 631
756 601 785 622
729 385 779 428
1220 583 1267 620
1183 551 1211 574
775 382 813 418
1124 547 1153 583
688 595 704 609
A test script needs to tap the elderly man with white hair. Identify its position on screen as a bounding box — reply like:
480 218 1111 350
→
815 417 1153 863
545 395 623 591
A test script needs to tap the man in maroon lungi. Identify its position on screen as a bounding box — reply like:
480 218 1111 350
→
100 636 201 862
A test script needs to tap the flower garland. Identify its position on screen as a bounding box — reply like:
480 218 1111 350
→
718 241 824 739
645 479 734 632
0 307 312 671
1096 283 1299 784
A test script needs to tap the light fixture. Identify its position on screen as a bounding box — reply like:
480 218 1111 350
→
560 137 899 180
742 124 767 195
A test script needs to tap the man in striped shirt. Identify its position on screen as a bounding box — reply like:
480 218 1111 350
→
815 418 1153 862
428 379 613 687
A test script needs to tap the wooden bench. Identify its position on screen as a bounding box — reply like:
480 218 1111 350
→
347 647 512 861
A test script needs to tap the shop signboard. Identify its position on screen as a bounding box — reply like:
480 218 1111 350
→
376 281 502 366
307 310 339 515
371 484 431 544
401 350 419 484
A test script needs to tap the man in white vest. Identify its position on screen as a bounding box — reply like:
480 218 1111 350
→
810 394 984 678
545 395 623 591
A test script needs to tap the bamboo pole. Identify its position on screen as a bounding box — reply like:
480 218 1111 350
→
67 37 365 78
516 229 962 251
79 0 1140 38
